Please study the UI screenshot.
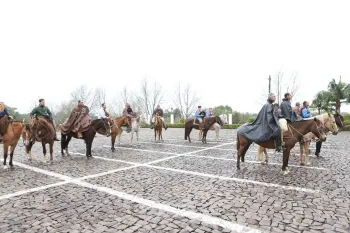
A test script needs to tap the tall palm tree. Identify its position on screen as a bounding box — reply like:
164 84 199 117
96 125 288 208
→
312 90 332 114
327 76 350 113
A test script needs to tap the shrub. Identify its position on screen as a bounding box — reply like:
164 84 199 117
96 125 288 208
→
179 118 185 124
248 117 255 123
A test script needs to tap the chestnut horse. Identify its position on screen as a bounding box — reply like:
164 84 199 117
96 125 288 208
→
237 117 326 175
154 113 163 142
185 116 223 143
61 119 110 157
110 116 130 152
1 116 27 169
25 117 57 165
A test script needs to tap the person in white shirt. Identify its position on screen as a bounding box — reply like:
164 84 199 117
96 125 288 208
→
98 103 110 121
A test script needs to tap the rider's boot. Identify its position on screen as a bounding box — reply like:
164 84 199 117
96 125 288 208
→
315 141 322 156
163 122 168 130
150 122 154 129
275 132 284 152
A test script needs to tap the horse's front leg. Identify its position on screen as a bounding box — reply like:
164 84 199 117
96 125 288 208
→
42 142 47 164
281 148 291 175
111 132 116 152
305 141 311 166
257 146 262 162
264 149 268 164
86 140 92 157
136 130 140 145
9 143 18 168
130 131 134 146
299 142 304 165
3 146 8 169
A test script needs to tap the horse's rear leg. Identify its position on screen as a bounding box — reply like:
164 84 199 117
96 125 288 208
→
136 131 140 145
305 142 311 166
49 142 54 165
9 142 19 168
42 142 47 164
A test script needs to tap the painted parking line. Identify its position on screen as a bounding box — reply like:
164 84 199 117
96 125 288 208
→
101 145 179 155
185 155 329 171
3 159 261 233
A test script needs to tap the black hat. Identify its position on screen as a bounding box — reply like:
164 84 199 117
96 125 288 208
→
198 106 201 108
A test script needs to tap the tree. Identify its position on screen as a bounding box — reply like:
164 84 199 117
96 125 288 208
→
212 105 233 116
327 77 350 113
174 83 200 119
138 77 163 116
70 85 100 111
311 91 332 114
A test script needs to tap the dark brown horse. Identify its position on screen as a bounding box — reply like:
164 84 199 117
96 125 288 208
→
1 116 27 169
61 119 110 157
185 116 223 143
237 118 326 175
110 116 130 152
25 117 57 165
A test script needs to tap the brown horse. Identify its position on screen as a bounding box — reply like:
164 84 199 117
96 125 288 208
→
185 116 223 143
154 113 163 142
61 119 110 157
1 116 27 169
110 116 130 152
25 117 57 165
237 118 327 175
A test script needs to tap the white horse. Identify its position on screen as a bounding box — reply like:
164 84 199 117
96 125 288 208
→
198 114 228 141
130 115 141 146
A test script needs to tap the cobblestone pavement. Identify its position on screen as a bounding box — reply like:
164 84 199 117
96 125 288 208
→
1 128 349 233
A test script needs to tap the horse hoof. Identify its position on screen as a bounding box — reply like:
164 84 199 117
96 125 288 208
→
3 165 8 170
280 168 290 175
50 162 54 166
306 162 311 166
261 161 267 165
300 162 305 166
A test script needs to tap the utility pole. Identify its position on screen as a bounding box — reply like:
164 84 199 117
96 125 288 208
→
268 75 271 94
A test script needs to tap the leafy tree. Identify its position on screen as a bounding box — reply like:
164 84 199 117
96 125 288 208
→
327 77 350 113
311 90 332 114
212 105 233 116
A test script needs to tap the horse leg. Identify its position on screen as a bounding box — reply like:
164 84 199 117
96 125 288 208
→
117 131 121 146
66 135 72 156
49 142 54 165
111 132 116 152
9 143 18 168
257 146 262 162
216 128 219 141
281 148 291 175
42 142 47 164
86 140 92 157
136 130 140 145
61 134 66 156
264 149 268 164
305 142 311 166
130 131 134 146
299 142 304 165
3 144 8 169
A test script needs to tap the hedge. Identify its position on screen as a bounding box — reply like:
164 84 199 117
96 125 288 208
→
141 124 242 129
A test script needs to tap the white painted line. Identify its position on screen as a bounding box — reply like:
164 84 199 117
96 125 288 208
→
136 141 234 151
12 161 72 181
0 181 70 201
144 165 319 193
185 155 329 171
101 145 179 155
74 180 262 233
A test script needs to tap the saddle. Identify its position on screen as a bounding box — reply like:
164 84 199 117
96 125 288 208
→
0 116 11 135
30 118 55 142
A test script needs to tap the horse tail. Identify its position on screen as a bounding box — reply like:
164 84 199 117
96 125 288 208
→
236 132 240 152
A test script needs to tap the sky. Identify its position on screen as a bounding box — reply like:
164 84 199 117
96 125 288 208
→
1 0 350 114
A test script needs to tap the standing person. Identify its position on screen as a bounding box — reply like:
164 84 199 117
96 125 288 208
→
150 104 168 130
30 98 60 141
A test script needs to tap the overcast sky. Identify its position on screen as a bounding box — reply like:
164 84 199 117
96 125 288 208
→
1 0 350 114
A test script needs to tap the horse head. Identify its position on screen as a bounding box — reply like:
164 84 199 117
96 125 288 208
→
323 112 339 135
216 116 224 127
219 114 228 124
311 118 327 142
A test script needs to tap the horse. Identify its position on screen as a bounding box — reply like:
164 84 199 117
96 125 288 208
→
198 114 228 141
130 115 141 146
185 116 223 143
153 113 163 142
61 119 110 157
1 116 27 169
314 112 344 156
110 116 130 152
257 113 339 165
25 117 57 165
237 117 326 175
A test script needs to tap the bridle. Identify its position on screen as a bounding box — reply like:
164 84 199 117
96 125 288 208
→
284 120 325 143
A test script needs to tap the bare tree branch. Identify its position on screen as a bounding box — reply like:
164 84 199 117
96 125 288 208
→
173 83 199 119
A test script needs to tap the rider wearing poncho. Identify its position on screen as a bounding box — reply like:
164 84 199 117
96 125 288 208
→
0 102 13 142
150 104 168 130
237 93 283 152
280 93 300 122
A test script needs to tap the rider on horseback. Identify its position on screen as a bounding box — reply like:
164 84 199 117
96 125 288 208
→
195 106 206 130
0 102 13 142
60 100 92 138
123 103 136 133
30 99 60 141
205 108 213 118
150 104 168 130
